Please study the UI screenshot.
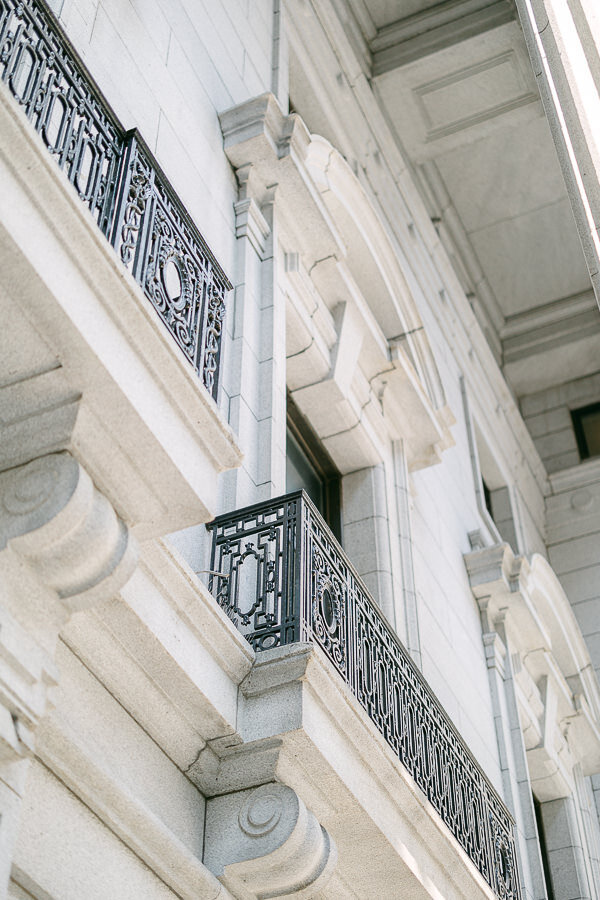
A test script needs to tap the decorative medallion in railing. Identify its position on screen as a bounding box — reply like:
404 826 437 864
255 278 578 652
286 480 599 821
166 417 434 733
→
0 0 230 399
207 491 522 900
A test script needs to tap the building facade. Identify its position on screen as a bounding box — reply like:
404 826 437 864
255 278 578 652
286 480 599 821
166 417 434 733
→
1 0 600 898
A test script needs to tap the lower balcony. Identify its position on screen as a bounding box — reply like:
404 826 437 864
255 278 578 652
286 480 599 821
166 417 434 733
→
207 491 522 900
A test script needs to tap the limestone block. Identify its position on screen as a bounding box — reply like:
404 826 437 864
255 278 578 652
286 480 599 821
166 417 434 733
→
204 783 337 899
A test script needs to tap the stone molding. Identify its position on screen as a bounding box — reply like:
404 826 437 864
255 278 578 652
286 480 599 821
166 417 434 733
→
371 0 515 74
0 450 140 896
0 604 58 764
61 537 254 773
513 0 600 302
0 452 137 763
220 93 454 473
36 715 232 900
465 543 600 794
204 782 337 899
0 452 137 614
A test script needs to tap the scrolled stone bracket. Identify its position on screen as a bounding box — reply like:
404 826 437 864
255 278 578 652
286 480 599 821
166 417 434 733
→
204 782 337 899
0 451 138 614
0 452 138 759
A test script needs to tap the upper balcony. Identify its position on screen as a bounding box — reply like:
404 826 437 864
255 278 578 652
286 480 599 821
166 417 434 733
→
0 0 241 536
0 0 228 400
207 490 522 900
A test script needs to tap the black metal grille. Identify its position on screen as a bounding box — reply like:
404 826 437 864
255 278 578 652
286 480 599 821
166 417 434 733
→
0 0 229 399
208 491 522 900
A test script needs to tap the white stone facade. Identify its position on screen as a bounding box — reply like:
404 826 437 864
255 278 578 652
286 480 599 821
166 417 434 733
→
1 1 600 898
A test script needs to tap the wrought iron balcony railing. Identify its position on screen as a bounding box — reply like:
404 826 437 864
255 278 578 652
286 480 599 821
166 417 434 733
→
0 0 230 399
208 491 522 900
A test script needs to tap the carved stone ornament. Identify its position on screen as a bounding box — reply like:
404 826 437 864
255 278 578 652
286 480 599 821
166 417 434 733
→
204 782 337 899
0 452 137 612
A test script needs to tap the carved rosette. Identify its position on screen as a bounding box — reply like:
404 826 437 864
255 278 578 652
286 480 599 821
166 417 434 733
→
311 546 346 672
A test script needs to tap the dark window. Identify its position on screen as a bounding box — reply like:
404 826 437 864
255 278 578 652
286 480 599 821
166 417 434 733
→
533 796 556 900
571 402 600 460
286 396 342 541
482 478 493 520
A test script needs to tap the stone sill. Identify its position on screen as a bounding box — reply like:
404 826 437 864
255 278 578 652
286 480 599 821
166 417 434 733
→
549 455 600 493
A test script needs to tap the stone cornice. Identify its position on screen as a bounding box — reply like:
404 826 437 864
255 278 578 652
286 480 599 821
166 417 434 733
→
190 643 498 899
372 0 516 74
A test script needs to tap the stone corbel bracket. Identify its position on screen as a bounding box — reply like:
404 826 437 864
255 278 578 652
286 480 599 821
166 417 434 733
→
0 452 137 762
0 452 137 615
465 543 600 785
219 92 344 264
220 93 455 474
204 782 337 900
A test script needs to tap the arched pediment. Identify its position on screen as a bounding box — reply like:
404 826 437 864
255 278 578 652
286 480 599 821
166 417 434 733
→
220 93 454 471
304 134 448 414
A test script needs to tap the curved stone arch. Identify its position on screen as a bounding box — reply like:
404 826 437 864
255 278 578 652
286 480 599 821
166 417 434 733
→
304 133 447 413
525 553 600 708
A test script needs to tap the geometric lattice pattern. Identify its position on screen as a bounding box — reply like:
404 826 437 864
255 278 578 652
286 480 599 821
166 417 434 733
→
0 0 230 398
209 491 522 900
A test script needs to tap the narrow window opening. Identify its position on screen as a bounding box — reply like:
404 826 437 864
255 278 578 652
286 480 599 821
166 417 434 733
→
286 395 342 542
482 478 493 521
533 795 556 900
571 402 600 461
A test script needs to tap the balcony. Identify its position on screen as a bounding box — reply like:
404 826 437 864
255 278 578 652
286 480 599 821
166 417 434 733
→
208 491 522 900
0 0 229 400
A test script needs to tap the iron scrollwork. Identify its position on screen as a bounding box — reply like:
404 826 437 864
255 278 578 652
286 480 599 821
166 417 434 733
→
0 0 230 400
208 490 522 900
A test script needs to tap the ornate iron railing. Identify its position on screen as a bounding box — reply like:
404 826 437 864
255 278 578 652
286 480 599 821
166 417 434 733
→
208 491 522 900
0 0 229 398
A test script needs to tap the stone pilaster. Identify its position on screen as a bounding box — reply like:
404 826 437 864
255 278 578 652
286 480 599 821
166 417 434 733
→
218 122 288 511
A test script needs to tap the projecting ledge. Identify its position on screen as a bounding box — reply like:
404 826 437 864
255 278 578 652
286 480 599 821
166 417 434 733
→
0 83 242 540
191 643 498 900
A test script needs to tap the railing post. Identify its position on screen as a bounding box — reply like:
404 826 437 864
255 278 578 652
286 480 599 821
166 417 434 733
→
109 131 154 277
297 493 309 644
